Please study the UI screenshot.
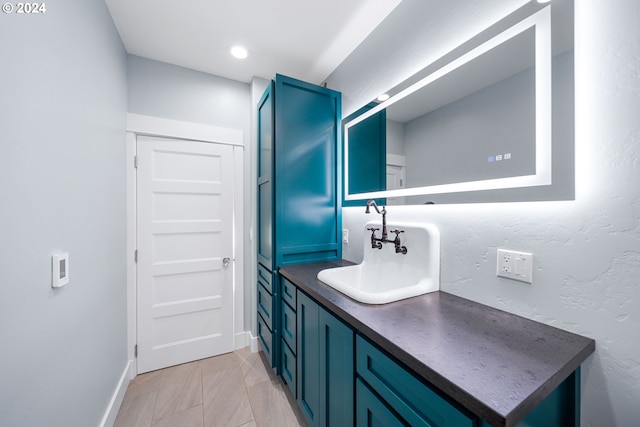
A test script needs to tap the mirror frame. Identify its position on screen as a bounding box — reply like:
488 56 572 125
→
343 6 553 202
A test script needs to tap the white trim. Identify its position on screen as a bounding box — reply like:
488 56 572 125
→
386 153 406 167
125 132 137 375
234 331 252 350
249 333 259 353
99 360 135 427
126 113 244 147
232 145 245 349
126 115 245 377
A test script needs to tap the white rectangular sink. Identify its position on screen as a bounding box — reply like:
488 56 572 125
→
318 221 440 304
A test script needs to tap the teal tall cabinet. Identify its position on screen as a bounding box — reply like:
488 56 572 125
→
256 74 342 374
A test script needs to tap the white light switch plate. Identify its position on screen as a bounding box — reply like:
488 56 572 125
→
497 249 533 283
52 252 69 288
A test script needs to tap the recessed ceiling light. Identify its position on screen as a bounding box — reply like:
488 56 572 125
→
536 0 551 3
377 94 390 102
230 45 248 59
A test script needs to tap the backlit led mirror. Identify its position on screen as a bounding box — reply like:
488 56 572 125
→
343 0 574 204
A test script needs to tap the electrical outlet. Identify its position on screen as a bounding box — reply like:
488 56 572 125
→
342 229 349 244
497 249 533 283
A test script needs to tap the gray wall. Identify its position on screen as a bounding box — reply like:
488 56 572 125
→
127 55 251 143
127 55 254 331
386 119 405 156
0 1 128 426
403 65 535 189
330 0 640 425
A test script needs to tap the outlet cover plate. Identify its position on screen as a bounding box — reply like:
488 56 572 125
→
497 249 533 283
52 252 69 288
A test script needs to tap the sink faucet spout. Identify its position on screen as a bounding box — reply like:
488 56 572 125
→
365 200 387 240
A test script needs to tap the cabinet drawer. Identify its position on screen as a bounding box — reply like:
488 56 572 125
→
257 313 274 366
356 378 405 427
282 340 297 398
356 335 474 427
257 283 274 330
257 263 273 294
282 278 297 309
282 300 297 353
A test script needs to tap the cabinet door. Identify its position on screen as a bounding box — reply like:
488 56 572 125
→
320 308 354 427
297 289 354 427
297 291 321 427
281 278 297 309
257 283 274 330
281 301 297 352
257 82 274 269
274 74 342 266
356 378 405 427
357 335 474 427
257 313 273 367
282 340 297 398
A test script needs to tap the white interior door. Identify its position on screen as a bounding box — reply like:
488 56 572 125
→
136 135 234 373
386 161 406 205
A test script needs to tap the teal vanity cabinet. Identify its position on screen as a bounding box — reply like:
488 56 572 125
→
295 285 354 427
356 333 581 427
256 74 342 373
278 277 355 427
279 263 594 427
279 277 355 427
356 335 475 427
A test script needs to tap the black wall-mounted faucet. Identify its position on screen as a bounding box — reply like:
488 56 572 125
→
365 200 387 240
365 200 407 254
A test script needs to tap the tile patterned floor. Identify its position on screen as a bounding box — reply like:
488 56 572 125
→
114 348 305 427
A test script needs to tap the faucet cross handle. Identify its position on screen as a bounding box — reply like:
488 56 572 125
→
366 227 383 250
389 229 408 255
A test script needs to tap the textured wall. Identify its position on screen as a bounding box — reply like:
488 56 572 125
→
335 0 640 425
0 1 128 425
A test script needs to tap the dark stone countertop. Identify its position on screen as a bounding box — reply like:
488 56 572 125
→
279 260 595 427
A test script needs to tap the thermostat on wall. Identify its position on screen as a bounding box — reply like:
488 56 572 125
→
52 253 69 288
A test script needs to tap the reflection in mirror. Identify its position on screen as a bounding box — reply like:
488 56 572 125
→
343 103 386 207
343 0 574 204
394 28 536 183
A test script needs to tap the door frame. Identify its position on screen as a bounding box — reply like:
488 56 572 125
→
126 113 245 376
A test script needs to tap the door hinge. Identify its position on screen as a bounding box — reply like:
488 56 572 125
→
134 344 138 358
134 250 138 263
134 155 138 169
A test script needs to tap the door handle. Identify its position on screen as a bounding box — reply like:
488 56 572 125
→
223 257 231 267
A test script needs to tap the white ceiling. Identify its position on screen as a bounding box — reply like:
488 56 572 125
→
105 0 402 84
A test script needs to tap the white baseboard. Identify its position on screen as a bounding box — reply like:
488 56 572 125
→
249 333 258 353
99 360 135 427
234 331 258 352
234 331 251 350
